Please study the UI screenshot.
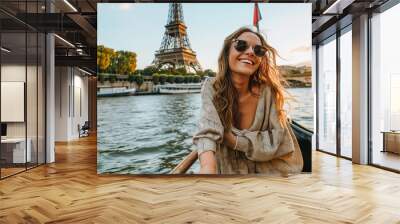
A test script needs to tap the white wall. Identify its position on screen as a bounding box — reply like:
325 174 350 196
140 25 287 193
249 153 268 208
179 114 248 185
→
55 66 70 141
1 65 25 125
1 64 26 81
70 72 89 138
55 67 89 141
1 64 27 138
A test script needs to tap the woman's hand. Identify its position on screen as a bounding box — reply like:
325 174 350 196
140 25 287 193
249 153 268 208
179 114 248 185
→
223 131 237 149
199 151 217 174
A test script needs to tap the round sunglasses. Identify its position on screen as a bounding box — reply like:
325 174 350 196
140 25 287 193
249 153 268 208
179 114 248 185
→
232 39 267 57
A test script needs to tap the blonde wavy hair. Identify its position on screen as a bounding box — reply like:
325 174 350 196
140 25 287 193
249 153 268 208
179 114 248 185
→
213 26 289 131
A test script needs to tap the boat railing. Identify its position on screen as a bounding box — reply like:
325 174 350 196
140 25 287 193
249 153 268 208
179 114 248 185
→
170 150 198 174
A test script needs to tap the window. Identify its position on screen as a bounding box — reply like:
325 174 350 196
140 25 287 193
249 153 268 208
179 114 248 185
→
317 35 337 154
340 27 352 158
370 3 400 171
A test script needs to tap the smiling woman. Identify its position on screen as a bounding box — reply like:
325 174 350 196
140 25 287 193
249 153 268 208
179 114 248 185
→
192 26 303 175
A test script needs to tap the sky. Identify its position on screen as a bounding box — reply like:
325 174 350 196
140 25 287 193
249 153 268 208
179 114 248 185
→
98 3 312 71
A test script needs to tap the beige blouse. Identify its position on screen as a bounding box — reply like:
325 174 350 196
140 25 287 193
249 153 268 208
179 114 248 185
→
192 78 303 175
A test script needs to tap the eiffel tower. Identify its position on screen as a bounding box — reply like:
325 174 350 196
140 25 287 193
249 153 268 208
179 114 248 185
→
152 3 202 73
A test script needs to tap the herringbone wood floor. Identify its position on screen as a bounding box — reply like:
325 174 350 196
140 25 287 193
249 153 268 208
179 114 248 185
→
1 135 400 224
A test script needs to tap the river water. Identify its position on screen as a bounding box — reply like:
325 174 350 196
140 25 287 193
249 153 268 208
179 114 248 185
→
97 88 313 174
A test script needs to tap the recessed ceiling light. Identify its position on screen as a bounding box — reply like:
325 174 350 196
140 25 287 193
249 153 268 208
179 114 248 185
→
78 67 92 76
1 47 11 53
322 0 354 15
63 0 78 12
54 34 75 48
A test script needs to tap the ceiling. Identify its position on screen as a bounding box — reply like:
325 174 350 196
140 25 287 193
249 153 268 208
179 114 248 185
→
0 0 392 73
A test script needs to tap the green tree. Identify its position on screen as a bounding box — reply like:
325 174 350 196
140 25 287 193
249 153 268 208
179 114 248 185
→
109 74 117 83
170 69 177 75
97 45 115 73
167 75 175 83
175 67 187 75
98 74 105 83
106 51 118 74
143 66 158 76
193 75 201 83
128 74 136 83
159 68 170 74
134 69 143 75
152 73 160 84
189 75 195 83
175 75 184 83
183 76 190 83
127 52 137 74
203 69 216 77
159 74 167 84
114 51 130 75
136 75 144 89
196 70 204 78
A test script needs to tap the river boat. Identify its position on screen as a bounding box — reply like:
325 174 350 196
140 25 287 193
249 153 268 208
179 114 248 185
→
158 83 202 94
97 87 136 97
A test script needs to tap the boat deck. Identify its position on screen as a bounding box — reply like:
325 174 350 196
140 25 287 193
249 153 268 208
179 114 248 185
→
0 134 399 223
